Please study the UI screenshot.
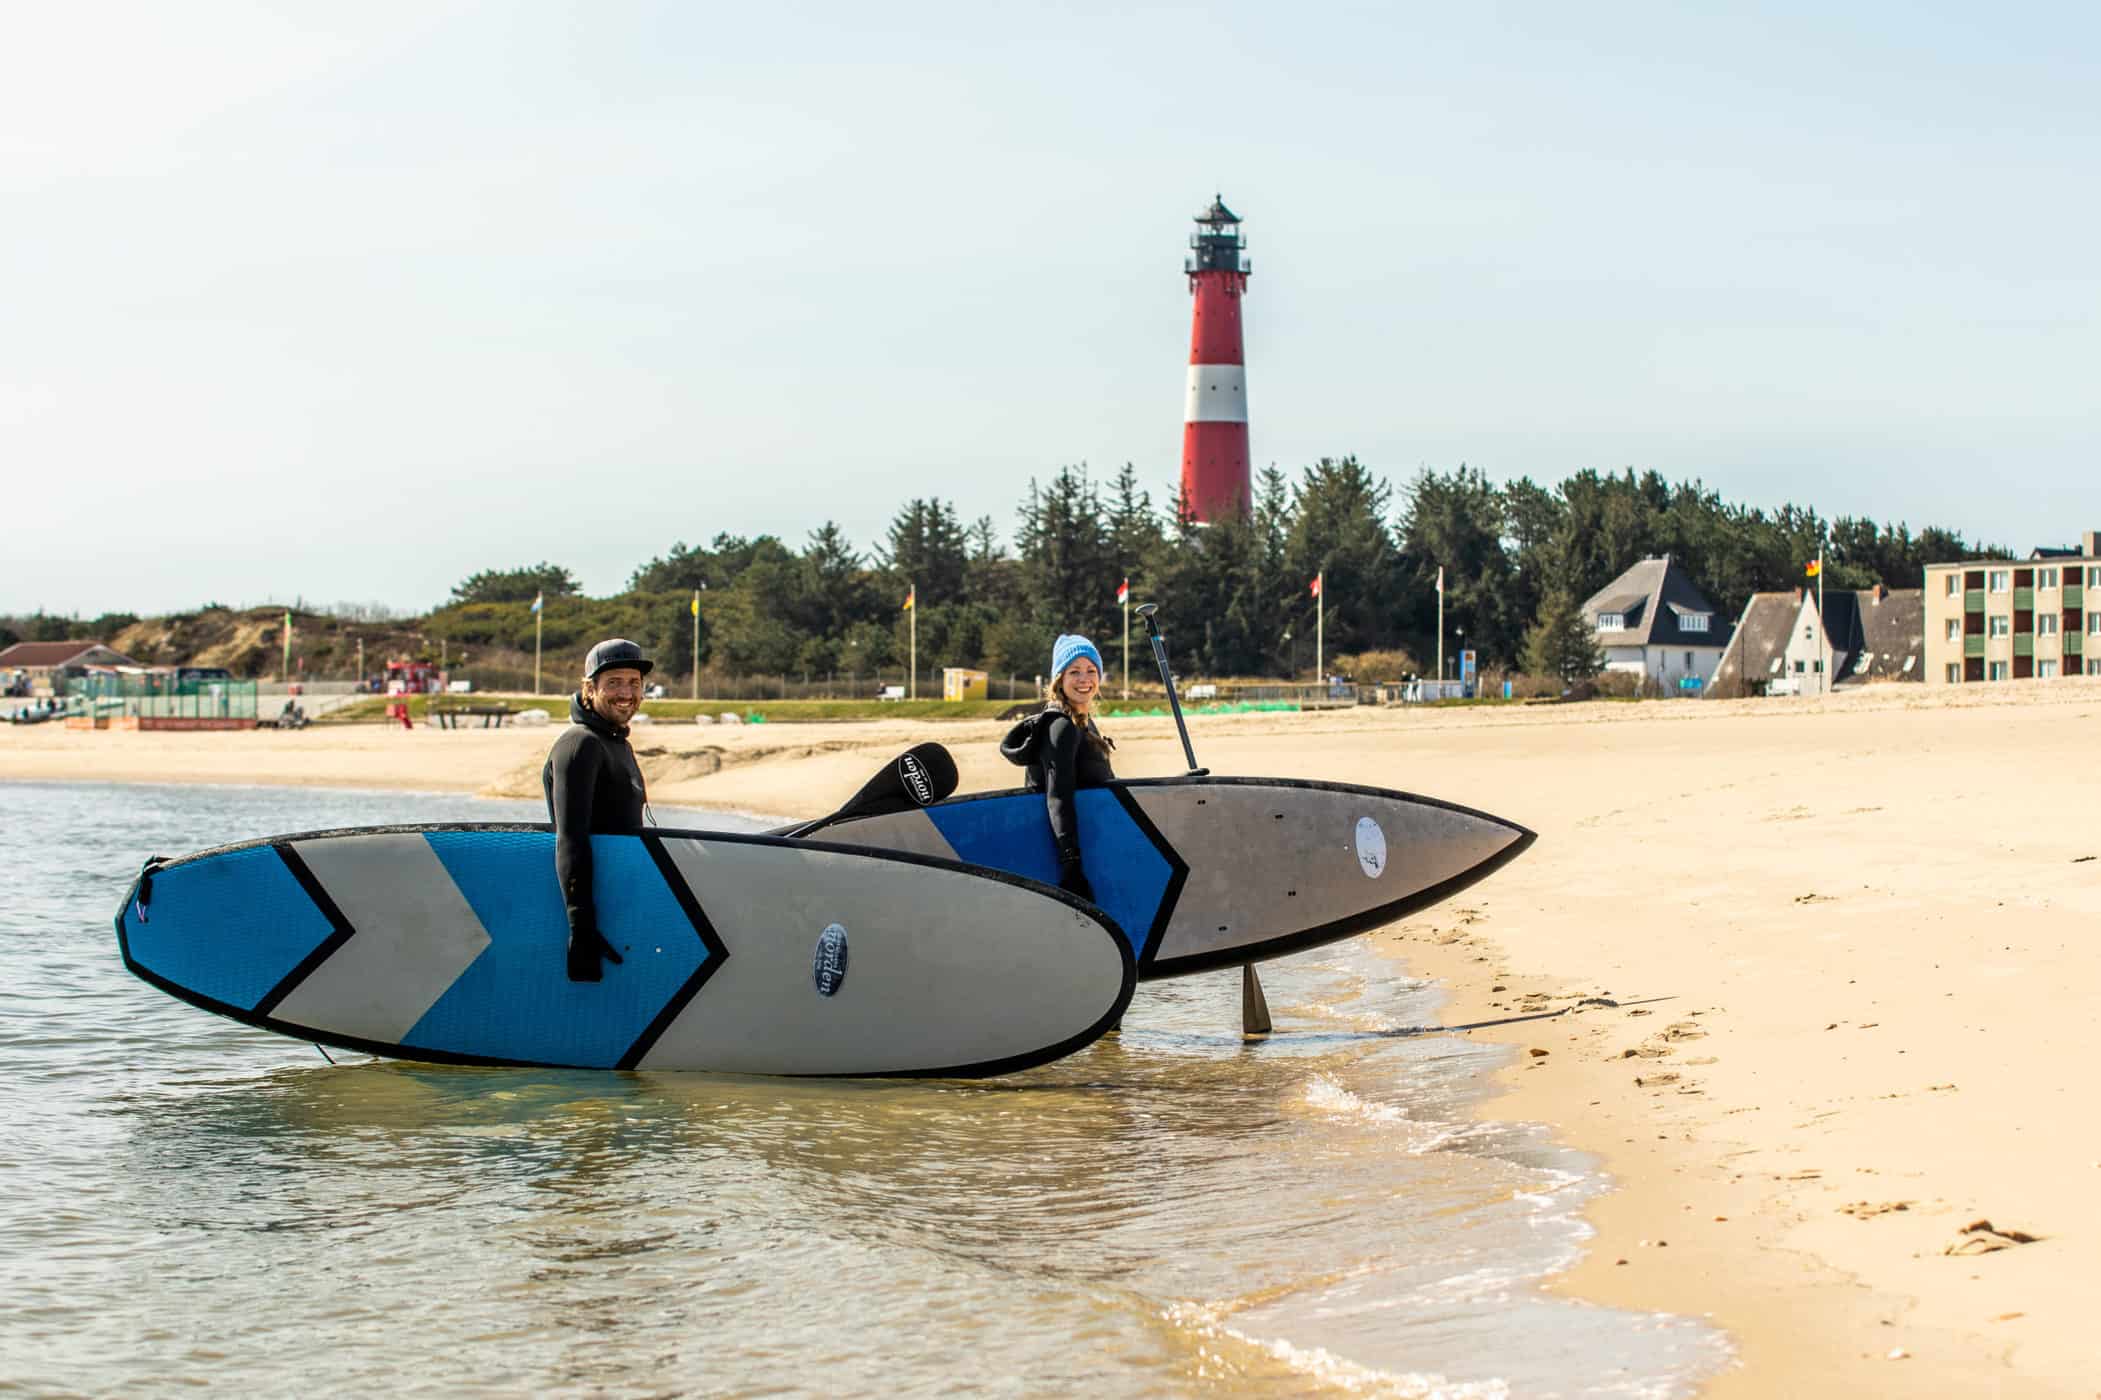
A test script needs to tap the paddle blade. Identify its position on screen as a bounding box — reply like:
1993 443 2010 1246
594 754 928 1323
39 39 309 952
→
773 743 960 838
847 742 957 815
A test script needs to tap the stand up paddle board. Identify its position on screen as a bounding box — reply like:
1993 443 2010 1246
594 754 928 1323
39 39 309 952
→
115 826 1134 1076
796 777 1534 979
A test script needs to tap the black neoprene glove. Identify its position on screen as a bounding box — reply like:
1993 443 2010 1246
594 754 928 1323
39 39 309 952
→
566 926 625 982
1058 858 1095 903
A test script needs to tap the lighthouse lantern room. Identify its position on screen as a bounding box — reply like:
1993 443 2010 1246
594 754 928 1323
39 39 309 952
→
1180 195 1253 522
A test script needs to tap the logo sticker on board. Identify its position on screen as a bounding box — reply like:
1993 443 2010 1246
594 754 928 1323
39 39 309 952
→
899 752 935 805
1354 817 1386 879
813 923 850 997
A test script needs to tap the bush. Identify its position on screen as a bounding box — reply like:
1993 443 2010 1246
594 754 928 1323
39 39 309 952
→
1331 648 1422 681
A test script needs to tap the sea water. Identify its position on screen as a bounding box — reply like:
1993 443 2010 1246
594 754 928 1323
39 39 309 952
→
0 780 1727 1397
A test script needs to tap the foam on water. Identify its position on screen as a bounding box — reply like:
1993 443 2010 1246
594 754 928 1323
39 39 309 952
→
0 779 1730 1396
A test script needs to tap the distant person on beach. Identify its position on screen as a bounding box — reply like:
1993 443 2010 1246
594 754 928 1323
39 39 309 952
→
542 638 653 982
1000 633 1116 902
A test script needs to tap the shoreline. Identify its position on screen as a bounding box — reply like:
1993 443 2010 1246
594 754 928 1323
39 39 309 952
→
9 681 2098 1395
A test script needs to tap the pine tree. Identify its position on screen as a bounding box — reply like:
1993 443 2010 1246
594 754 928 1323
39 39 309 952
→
1522 589 1604 684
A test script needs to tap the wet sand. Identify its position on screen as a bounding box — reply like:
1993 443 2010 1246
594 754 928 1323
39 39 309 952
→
9 680 2097 1395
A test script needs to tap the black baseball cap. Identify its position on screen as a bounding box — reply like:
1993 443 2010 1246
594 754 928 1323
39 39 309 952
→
584 638 654 679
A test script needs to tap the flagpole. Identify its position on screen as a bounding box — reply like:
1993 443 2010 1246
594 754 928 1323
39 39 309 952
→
1436 566 1445 684
1122 594 1130 699
1315 571 1324 681
534 602 543 696
908 580 917 700
691 590 701 701
1818 547 1827 696
282 610 292 683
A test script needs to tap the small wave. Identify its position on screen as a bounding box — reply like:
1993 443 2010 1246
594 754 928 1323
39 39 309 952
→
1303 1072 1408 1124
1166 1300 1510 1399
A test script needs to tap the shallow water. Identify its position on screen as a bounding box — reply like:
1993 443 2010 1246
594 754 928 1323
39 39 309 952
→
1 780 1726 1397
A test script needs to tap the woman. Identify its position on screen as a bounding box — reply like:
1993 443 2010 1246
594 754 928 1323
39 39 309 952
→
1000 633 1116 901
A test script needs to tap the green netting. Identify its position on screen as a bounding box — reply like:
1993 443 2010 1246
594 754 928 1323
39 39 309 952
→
65 674 259 720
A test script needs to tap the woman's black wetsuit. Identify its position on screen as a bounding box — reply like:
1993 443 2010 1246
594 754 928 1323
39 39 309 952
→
1000 709 1115 900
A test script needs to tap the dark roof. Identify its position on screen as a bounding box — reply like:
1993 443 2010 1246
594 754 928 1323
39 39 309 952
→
1834 586 1923 684
1706 592 1799 697
1195 194 1241 225
1581 556 1723 648
0 640 135 669
1705 587 1923 695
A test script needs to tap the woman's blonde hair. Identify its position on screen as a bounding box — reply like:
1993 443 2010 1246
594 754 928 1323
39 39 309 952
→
1044 670 1115 754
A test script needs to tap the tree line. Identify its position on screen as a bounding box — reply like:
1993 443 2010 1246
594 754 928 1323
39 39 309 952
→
418 460 2003 683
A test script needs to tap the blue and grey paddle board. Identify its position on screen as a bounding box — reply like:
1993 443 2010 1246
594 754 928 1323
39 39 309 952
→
798 777 1534 978
115 825 1135 1076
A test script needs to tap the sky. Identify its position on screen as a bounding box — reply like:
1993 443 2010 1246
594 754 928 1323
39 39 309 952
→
5 1 2097 617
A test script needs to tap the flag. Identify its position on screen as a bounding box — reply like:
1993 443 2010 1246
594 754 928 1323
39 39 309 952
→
903 585 915 611
1436 566 1445 594
531 592 544 614
283 609 291 629
1117 578 1130 606
1805 559 1821 578
1310 572 1322 599
690 591 700 617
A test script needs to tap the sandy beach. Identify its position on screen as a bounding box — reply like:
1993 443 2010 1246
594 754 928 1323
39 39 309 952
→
9 682 2097 1396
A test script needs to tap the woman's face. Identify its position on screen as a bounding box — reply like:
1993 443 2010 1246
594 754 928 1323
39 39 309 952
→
1060 656 1100 710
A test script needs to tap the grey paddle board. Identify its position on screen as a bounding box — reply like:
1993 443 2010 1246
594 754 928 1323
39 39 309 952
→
115 825 1135 1076
798 776 1534 978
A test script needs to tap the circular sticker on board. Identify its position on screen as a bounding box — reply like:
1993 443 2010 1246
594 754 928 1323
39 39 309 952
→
1354 817 1387 879
813 923 850 997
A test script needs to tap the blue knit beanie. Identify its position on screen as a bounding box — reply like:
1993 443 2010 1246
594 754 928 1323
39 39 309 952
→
1050 633 1104 681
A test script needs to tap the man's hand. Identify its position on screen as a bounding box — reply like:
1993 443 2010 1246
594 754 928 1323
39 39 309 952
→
1057 859 1095 903
566 927 626 982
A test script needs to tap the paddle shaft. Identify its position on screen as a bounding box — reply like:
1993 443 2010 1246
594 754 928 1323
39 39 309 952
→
1136 607 1205 776
1135 608 1262 1032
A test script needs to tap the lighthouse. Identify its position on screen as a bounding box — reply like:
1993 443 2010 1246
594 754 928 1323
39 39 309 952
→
1181 195 1252 521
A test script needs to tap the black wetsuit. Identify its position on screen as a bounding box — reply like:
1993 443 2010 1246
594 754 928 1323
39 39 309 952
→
1001 710 1116 901
542 693 647 979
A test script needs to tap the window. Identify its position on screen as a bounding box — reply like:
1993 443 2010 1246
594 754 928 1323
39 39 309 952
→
1945 663 1961 683
2089 567 2101 589
1855 651 1875 673
1989 570 2010 593
1944 574 1960 596
1768 657 1783 674
1989 615 2010 638
1597 613 1624 631
2038 659 2059 679
2090 658 2101 676
2039 567 2059 589
2039 614 2058 636
1680 613 1710 633
1989 660 2009 680
1684 651 1695 670
1944 619 1961 642
1903 655 1916 673
2091 613 2101 636
1793 659 1806 674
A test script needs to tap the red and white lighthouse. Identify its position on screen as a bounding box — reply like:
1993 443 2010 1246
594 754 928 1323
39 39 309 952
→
1181 195 1252 521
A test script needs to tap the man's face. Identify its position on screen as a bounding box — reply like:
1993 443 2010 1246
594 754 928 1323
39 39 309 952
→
586 667 645 725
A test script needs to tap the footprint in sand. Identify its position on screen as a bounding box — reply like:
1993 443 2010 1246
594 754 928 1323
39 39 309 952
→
1944 1220 2041 1255
1839 1200 1915 1218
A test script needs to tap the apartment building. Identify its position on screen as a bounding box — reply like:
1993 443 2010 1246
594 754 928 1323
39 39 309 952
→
1922 529 2101 684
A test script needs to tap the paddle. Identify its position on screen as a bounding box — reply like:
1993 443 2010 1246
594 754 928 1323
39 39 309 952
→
771 742 960 838
1135 603 1269 1036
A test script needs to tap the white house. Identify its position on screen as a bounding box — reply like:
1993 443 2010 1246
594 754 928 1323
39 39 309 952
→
1580 556 1726 694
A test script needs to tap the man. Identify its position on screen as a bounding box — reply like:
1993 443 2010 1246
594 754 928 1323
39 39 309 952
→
543 638 652 981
